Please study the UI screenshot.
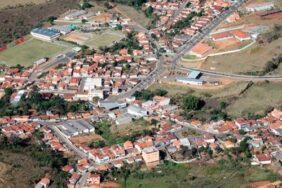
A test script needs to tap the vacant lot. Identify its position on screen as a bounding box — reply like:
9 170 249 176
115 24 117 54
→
114 4 150 27
227 81 282 117
0 38 67 66
71 133 103 147
198 38 282 74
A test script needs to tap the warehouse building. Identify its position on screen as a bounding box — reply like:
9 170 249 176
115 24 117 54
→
31 28 60 42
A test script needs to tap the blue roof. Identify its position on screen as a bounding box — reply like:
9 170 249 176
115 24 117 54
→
188 71 201 79
31 28 60 37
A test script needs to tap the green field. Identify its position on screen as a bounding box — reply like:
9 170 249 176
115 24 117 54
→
121 162 280 188
0 37 68 67
85 30 125 49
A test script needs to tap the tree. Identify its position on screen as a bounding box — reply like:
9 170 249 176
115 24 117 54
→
154 89 168 96
145 6 154 18
182 95 202 111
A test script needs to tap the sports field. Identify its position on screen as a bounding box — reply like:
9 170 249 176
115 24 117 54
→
64 30 125 49
85 30 125 49
0 37 67 67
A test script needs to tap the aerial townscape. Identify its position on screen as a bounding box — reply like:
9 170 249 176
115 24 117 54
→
0 0 281 187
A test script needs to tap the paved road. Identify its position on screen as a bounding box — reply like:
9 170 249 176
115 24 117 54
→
177 66 282 81
107 1 246 101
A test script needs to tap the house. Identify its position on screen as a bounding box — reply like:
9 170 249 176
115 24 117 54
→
226 12 240 23
230 30 251 41
69 173 81 184
35 177 50 188
251 154 272 165
210 31 233 41
86 173 101 186
142 146 160 165
189 42 213 57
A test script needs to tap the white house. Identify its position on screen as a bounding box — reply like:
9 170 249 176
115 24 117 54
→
127 105 148 118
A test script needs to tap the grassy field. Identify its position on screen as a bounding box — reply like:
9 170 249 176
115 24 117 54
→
198 38 282 74
85 30 125 49
227 82 282 117
121 162 281 188
0 0 47 9
0 37 68 67
149 82 250 98
149 81 282 118
115 4 150 27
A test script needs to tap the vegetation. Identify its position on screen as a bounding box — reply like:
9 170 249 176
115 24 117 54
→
116 160 281 188
0 87 90 117
94 121 153 145
109 0 147 9
103 32 142 53
133 89 168 101
0 135 70 187
258 24 282 44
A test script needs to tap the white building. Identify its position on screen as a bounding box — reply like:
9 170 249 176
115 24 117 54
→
127 105 148 118
246 2 274 12
84 78 103 91
176 77 203 86
31 28 60 42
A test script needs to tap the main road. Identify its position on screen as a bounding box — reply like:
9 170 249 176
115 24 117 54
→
107 0 247 101
177 66 282 81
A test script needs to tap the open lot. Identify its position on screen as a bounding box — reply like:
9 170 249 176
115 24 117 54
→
63 30 125 49
71 133 103 147
196 38 282 74
114 4 150 27
0 37 68 67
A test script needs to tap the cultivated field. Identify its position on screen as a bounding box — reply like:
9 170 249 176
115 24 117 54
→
0 37 67 66
0 0 47 9
198 38 282 74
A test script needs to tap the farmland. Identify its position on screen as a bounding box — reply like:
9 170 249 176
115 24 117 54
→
0 38 68 67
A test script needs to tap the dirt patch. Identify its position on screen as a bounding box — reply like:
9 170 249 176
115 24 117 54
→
71 133 103 147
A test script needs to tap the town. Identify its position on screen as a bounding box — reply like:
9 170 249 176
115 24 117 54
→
0 0 281 187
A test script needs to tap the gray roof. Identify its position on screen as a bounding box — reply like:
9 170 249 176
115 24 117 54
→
188 71 201 79
31 28 60 37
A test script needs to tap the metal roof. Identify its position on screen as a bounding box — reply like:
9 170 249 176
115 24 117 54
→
187 71 201 79
31 28 60 37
